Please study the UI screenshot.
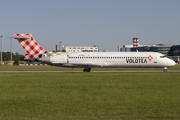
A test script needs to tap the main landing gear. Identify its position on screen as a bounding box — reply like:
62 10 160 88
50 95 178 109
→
163 67 167 72
83 68 91 72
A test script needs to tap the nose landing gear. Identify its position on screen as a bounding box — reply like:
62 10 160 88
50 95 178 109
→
163 67 167 72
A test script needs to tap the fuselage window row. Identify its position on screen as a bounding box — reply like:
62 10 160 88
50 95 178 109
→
69 56 149 59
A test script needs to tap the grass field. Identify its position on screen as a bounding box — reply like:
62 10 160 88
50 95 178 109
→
0 65 180 120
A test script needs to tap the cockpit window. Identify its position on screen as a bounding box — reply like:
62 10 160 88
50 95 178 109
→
160 56 167 58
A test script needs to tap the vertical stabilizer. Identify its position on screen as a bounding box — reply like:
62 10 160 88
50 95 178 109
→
14 34 46 60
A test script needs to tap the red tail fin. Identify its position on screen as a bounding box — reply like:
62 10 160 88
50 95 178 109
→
14 34 46 60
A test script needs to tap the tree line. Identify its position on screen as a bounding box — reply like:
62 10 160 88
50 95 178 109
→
0 52 24 65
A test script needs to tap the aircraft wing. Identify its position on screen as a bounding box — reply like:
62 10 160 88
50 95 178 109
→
69 62 106 67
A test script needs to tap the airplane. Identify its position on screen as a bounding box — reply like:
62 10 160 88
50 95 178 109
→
14 34 176 72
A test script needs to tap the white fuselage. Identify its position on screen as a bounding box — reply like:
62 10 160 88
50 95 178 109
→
41 52 175 68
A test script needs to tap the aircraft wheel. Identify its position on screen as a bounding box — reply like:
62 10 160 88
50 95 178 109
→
163 67 167 72
88 68 91 72
83 68 91 72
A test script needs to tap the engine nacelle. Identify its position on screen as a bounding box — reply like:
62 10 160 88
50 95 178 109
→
41 54 68 64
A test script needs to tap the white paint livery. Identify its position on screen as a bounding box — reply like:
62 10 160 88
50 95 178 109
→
14 34 176 72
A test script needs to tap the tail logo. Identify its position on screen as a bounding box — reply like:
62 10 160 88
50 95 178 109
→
14 34 46 60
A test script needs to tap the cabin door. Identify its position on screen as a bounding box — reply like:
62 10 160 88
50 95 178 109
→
154 56 157 63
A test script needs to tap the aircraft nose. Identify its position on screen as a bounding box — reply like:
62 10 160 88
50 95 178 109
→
168 59 176 66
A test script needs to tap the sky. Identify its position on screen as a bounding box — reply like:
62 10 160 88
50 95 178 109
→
0 0 180 54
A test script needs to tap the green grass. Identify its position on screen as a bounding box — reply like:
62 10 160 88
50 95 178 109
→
0 72 180 120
